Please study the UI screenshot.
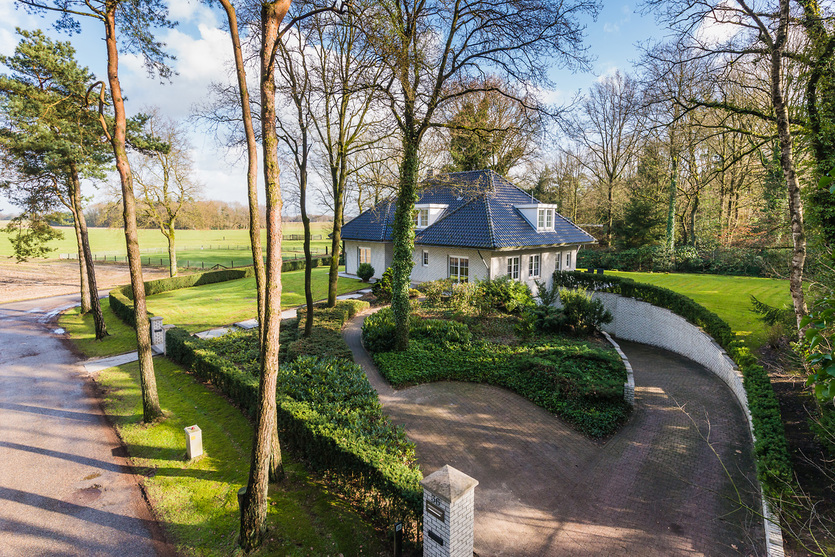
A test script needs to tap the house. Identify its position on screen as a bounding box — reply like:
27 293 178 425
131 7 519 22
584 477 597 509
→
341 169 596 289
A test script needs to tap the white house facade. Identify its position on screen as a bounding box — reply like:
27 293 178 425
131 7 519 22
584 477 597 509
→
341 170 595 289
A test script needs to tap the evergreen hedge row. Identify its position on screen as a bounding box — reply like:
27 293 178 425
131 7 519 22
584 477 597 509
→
552 271 794 500
166 322 423 539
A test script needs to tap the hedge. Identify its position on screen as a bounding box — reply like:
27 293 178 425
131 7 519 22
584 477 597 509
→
285 299 369 362
552 271 794 500
109 256 333 326
166 327 423 540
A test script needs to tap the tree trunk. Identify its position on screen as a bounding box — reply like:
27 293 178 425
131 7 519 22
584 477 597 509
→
104 7 161 422
666 153 677 252
392 133 419 351
166 224 177 277
771 0 808 332
688 192 698 246
69 184 92 313
327 171 344 308
218 0 266 344
70 164 107 340
300 144 313 338
240 2 290 550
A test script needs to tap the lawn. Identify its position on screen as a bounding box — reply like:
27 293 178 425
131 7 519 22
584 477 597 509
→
0 222 334 261
59 298 138 358
608 271 793 349
95 357 387 556
145 267 365 333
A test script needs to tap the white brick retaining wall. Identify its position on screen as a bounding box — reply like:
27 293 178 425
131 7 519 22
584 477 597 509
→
582 291 784 557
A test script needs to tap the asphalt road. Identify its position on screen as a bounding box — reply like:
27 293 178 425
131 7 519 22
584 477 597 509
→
0 293 169 556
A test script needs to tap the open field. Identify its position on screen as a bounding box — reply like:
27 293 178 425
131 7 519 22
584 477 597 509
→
609 271 793 349
0 222 334 261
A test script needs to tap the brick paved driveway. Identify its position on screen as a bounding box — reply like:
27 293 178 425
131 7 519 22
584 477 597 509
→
344 313 763 556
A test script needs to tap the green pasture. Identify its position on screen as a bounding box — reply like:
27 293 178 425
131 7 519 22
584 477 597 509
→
0 222 334 261
608 271 793 349
145 267 365 333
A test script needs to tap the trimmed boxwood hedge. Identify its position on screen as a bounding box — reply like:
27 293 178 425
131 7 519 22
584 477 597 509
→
552 271 794 500
166 326 423 539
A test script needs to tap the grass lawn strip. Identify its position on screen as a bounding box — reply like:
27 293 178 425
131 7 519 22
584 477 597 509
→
145 268 364 333
59 298 138 358
96 357 386 556
608 271 792 349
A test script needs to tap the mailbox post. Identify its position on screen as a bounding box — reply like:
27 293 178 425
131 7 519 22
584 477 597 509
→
420 465 478 557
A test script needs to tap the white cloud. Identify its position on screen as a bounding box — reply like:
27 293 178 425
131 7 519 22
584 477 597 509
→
603 22 620 34
695 2 742 46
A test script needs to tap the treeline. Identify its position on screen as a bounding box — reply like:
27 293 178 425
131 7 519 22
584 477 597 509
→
79 200 331 230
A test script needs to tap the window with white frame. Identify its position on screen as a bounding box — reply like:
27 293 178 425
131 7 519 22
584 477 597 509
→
555 251 562 271
413 208 429 228
422 250 429 266
358 246 371 265
449 256 469 283
537 208 553 229
565 251 572 269
529 254 541 278
507 256 520 280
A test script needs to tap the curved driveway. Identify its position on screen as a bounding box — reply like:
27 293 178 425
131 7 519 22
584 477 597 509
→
0 294 169 556
344 312 764 556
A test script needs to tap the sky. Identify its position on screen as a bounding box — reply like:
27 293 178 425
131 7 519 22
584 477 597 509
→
0 0 666 216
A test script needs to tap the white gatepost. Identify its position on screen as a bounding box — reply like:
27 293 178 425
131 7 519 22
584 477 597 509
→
149 316 165 354
420 465 478 557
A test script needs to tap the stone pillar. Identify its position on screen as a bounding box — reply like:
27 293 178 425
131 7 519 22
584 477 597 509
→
149 316 165 354
420 465 478 557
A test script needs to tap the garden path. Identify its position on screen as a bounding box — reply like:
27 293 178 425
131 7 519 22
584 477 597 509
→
344 310 764 556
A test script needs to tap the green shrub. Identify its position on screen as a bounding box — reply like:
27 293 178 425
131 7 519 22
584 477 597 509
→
552 270 793 499
477 276 534 314
287 300 370 362
534 278 560 306
416 278 452 304
368 317 629 438
521 305 569 336
165 328 423 534
357 262 374 282
372 267 394 302
558 288 613 335
362 307 397 353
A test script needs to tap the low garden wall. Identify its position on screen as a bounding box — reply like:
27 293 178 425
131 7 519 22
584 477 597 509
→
553 271 789 557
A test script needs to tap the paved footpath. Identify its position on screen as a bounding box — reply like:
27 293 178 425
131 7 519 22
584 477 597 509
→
0 294 171 556
345 311 764 556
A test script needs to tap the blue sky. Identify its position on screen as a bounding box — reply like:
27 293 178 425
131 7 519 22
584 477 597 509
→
0 1 665 215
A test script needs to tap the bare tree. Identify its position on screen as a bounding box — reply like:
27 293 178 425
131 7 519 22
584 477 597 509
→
639 0 814 331
19 0 176 422
361 0 599 350
132 112 202 277
564 70 645 245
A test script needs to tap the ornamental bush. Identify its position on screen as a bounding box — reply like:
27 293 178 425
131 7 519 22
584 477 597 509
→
476 276 534 314
371 267 394 302
559 288 613 335
357 262 374 282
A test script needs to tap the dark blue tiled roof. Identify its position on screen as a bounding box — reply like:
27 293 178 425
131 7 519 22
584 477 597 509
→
340 170 595 249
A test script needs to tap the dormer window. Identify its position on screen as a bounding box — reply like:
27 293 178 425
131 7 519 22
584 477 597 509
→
413 208 429 228
537 208 553 230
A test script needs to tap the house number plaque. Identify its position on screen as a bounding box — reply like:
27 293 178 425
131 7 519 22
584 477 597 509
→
426 501 445 522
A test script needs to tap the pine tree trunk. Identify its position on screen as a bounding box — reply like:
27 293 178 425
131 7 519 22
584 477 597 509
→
71 164 107 340
218 0 266 344
69 184 92 313
240 2 290 549
104 7 161 422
